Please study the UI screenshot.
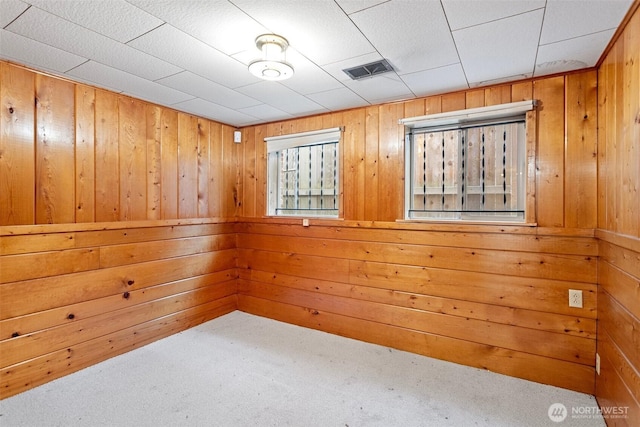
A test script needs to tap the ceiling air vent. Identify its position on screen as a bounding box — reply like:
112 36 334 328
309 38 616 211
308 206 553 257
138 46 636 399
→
343 59 394 80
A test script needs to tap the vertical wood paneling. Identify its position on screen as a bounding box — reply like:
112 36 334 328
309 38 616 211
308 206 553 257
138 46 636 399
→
484 85 511 106
596 4 640 423
197 119 210 218
242 126 256 218
343 109 366 220
208 121 223 218
35 74 75 224
441 92 465 112
160 108 178 219
511 81 533 102
565 71 597 228
0 63 35 225
222 125 240 218
465 89 485 108
377 103 404 221
341 108 366 220
621 9 639 237
534 76 565 227
118 97 146 221
424 95 442 115
145 105 162 220
74 85 95 223
178 113 198 218
254 124 267 217
95 90 119 222
364 106 379 220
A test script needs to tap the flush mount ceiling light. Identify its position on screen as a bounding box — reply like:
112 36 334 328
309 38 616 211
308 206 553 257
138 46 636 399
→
248 34 294 81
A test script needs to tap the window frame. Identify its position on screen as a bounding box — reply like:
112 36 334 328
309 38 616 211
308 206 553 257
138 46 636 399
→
401 101 537 224
265 127 343 218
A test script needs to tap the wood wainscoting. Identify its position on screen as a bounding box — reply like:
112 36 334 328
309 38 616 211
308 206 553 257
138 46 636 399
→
236 218 598 394
0 220 238 399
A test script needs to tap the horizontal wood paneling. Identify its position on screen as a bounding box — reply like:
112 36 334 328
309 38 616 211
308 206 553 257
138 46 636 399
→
2 296 236 399
0 61 239 226
0 221 238 399
596 4 640 424
237 295 595 394
236 220 597 393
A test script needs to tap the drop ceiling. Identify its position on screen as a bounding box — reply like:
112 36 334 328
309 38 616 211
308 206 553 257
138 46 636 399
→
0 0 633 127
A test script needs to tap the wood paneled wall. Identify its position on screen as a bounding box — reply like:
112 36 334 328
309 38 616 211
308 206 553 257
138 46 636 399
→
235 72 600 393
0 62 241 226
596 3 640 425
239 73 598 228
0 220 238 398
237 219 597 393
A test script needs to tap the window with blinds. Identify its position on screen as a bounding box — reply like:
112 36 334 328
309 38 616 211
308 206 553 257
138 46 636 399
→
402 101 534 222
266 128 341 217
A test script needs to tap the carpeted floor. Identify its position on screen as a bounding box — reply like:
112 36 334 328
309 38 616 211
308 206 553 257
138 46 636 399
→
0 311 604 426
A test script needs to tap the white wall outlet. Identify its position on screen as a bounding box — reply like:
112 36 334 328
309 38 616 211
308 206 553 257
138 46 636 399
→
569 289 583 308
233 130 242 143
302 218 310 227
595 353 601 375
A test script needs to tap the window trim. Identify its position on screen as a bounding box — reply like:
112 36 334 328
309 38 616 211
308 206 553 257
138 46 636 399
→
401 101 537 224
265 127 343 218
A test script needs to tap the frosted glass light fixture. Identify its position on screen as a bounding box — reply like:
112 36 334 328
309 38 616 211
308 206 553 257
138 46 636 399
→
248 34 294 81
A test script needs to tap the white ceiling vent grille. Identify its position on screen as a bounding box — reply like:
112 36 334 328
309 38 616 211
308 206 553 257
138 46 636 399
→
343 59 394 80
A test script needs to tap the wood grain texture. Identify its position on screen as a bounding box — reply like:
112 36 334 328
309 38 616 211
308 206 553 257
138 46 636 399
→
95 90 119 222
160 108 178 219
565 71 597 228
197 119 210 218
534 76 565 227
178 113 198 219
0 63 35 225
35 74 75 224
0 221 238 399
145 105 162 220
75 85 95 223
118 97 147 221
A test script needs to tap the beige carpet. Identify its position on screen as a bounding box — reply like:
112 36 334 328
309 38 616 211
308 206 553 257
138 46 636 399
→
0 311 604 426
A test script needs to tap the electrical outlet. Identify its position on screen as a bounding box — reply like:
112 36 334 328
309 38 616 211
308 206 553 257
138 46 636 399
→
302 218 310 227
595 353 601 375
569 289 583 308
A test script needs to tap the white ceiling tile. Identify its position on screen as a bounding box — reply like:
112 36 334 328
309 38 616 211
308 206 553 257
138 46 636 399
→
349 0 459 74
26 0 163 43
127 24 258 89
236 81 328 116
535 29 615 76
6 7 181 81
0 29 87 74
343 73 413 104
278 49 343 95
322 52 386 83
442 0 545 31
231 0 376 65
156 71 261 110
66 61 193 106
453 9 544 85
172 98 260 127
237 104 294 123
540 0 632 44
401 63 469 97
335 0 389 15
0 0 29 28
305 87 369 111
129 0 268 56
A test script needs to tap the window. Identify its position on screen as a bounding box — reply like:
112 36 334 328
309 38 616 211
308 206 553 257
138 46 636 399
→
401 101 535 222
266 127 341 217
